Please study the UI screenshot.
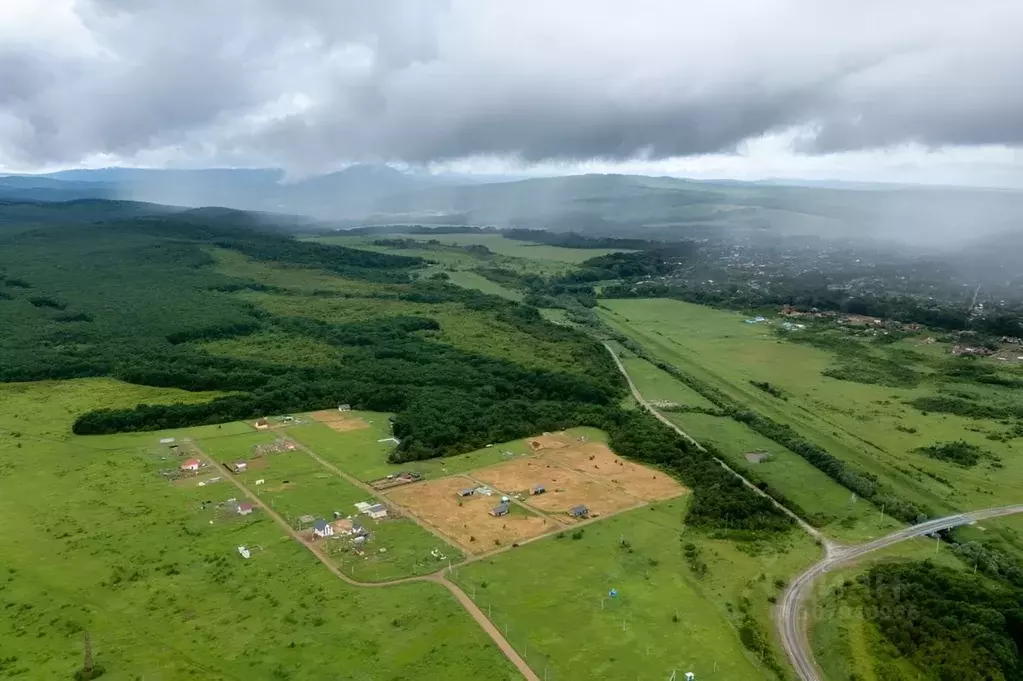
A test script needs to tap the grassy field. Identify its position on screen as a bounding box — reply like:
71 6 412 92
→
314 233 626 270
600 299 1023 522
445 270 524 300
191 426 465 583
287 418 608 483
667 412 900 542
0 380 519 680
611 347 900 542
224 277 595 379
619 354 718 409
452 497 821 681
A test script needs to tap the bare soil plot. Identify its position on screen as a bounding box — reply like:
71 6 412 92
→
539 439 686 501
308 409 371 432
388 475 551 553
473 458 640 520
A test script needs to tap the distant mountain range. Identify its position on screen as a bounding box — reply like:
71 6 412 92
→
2 166 1022 248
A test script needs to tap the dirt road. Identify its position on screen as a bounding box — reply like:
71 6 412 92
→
603 342 830 549
603 342 1023 681
190 442 540 681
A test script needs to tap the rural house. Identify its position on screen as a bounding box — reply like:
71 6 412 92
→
312 518 334 538
236 502 254 516
490 502 510 517
351 523 368 537
457 488 475 497
569 505 589 519
229 461 247 473
366 504 388 520
254 418 270 430
180 458 200 472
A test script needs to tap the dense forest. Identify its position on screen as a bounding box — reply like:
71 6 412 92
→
855 561 1023 681
0 200 789 534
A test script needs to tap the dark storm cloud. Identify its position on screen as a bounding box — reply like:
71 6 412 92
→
1 0 1021 170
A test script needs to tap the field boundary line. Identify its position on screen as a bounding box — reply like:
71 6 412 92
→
603 342 830 550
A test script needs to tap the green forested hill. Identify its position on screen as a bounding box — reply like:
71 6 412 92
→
0 199 791 533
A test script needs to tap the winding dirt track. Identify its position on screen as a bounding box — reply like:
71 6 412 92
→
604 342 1023 681
191 443 541 681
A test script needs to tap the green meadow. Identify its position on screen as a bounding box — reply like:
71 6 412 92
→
452 498 821 681
600 299 1023 524
0 379 517 680
287 419 608 483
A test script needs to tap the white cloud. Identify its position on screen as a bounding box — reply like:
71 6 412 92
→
0 0 1021 186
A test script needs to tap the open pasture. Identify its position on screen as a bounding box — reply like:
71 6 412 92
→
601 298 1023 521
0 379 515 679
452 498 821 681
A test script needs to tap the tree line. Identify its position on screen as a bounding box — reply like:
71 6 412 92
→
0 204 793 535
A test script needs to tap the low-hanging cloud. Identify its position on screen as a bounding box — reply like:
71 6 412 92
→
2 0 1022 172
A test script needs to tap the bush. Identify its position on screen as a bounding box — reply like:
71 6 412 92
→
916 440 994 467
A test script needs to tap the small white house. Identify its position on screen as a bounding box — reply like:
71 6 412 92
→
312 518 334 538
180 458 201 472
366 504 388 520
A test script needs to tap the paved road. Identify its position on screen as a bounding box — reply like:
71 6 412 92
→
603 343 831 550
189 441 541 681
778 504 1023 681
603 343 1023 681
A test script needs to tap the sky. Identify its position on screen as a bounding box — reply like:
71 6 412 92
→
1 0 1022 187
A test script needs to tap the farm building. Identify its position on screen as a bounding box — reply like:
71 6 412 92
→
366 504 388 520
254 418 270 430
299 514 316 525
457 488 475 497
312 518 334 538
354 501 373 513
180 458 200 472
236 502 254 516
490 502 510 517
159 437 176 445
338 404 351 412
228 461 247 473
531 485 546 495
569 505 589 519
351 523 368 537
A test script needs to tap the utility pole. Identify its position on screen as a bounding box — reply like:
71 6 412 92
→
83 631 94 675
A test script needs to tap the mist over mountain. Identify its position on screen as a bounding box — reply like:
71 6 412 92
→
3 166 1022 251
